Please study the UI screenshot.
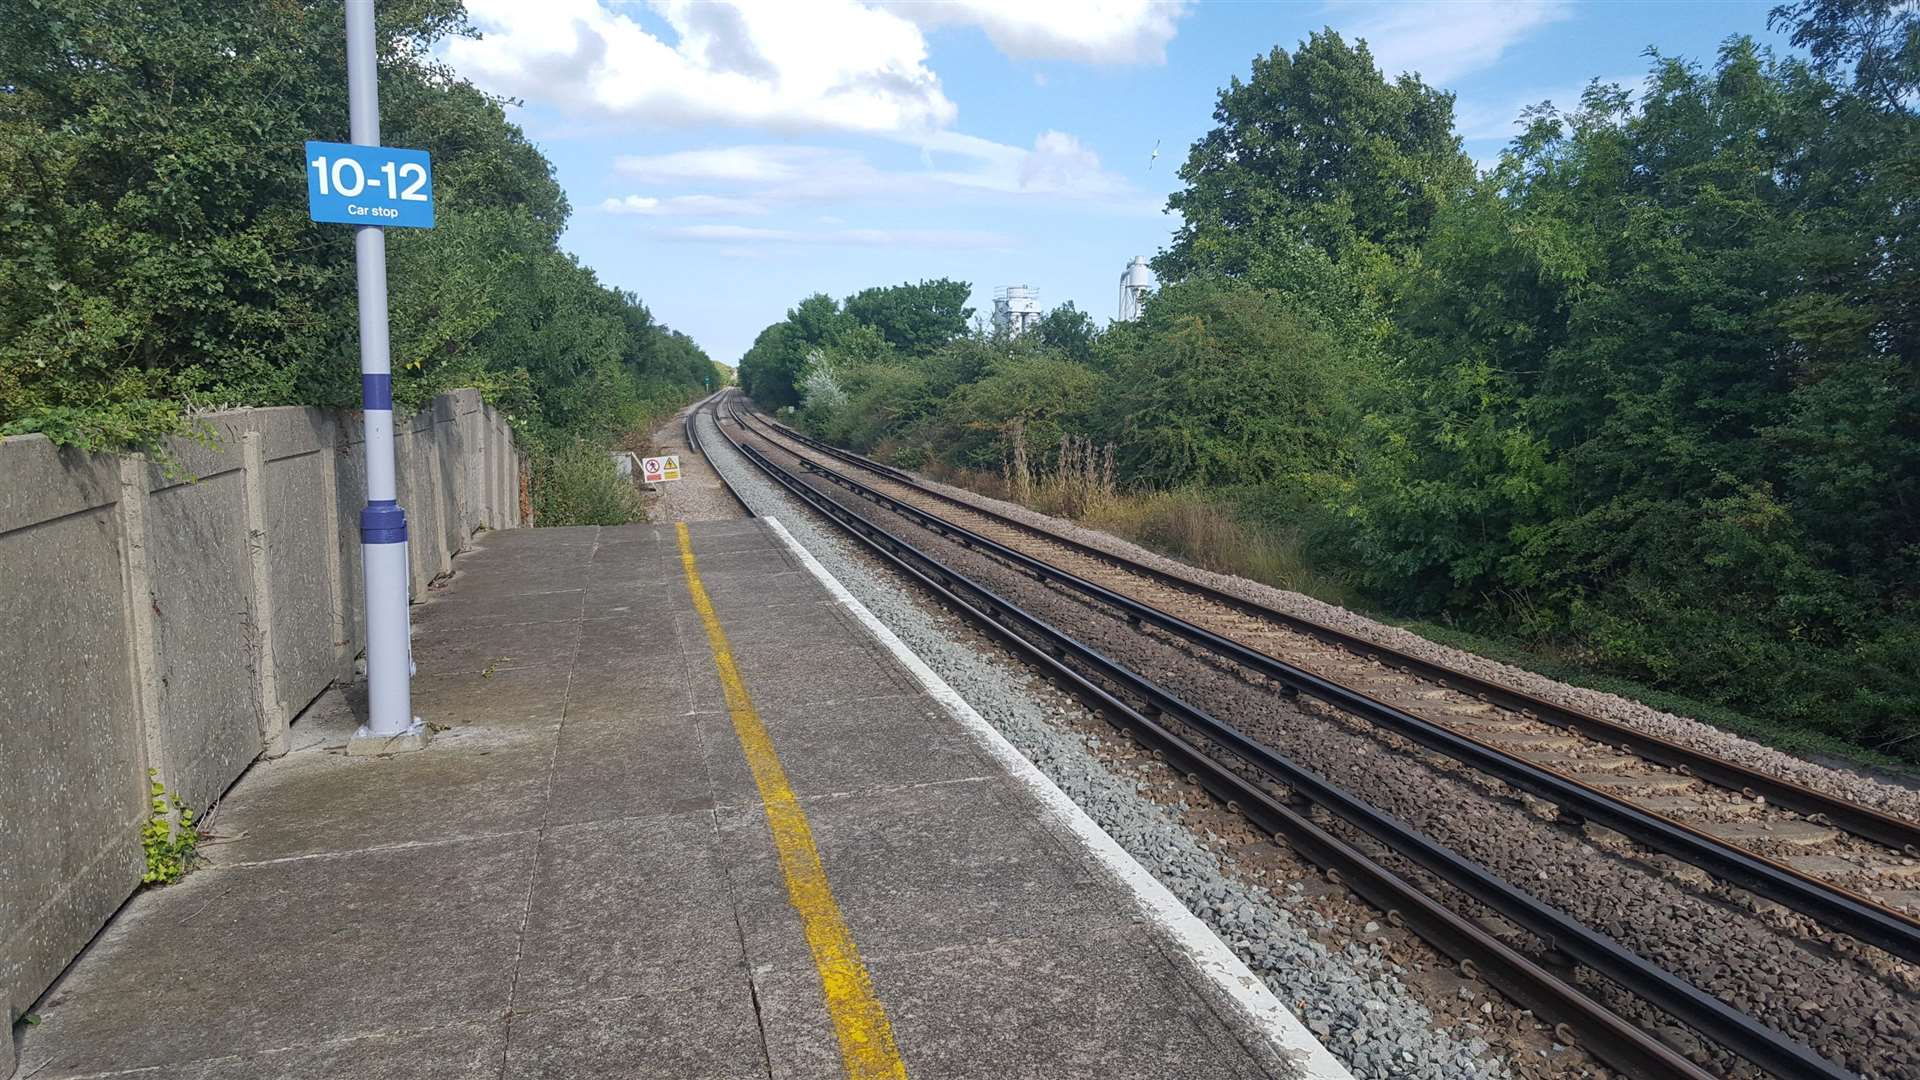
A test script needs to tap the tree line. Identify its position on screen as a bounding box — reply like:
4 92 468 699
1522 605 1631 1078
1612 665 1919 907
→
742 1 1920 762
0 0 716 457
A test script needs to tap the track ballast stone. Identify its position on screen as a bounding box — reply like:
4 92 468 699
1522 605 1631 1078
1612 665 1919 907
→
696 406 1510 1080
900 464 1920 823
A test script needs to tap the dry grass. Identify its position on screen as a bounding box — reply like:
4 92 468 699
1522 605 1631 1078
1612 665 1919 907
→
922 445 1350 608
1078 490 1351 607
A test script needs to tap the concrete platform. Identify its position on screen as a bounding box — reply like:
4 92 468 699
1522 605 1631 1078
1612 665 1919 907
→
13 519 1344 1080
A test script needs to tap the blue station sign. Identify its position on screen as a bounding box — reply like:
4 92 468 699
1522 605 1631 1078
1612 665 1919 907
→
305 141 434 228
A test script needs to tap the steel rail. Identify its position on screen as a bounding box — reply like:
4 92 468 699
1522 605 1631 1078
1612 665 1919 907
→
684 392 755 518
739 402 1920 859
735 399 1920 966
695 401 1717 1080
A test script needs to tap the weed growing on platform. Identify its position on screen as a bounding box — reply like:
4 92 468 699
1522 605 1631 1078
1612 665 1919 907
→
140 770 198 885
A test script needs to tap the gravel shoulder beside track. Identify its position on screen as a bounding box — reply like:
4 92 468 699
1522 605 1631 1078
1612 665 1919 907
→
888 464 1920 823
696 404 1515 1080
635 400 747 523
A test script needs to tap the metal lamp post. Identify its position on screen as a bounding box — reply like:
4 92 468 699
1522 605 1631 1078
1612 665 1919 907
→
343 0 426 754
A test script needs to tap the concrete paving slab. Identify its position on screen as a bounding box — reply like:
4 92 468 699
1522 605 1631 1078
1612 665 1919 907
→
414 587 586 632
697 693 992 809
205 725 555 864
577 609 684 652
578 580 677 616
559 673 694 724
170 1021 507 1080
474 525 599 551
411 620 582 674
501 984 766 1080
697 567 837 610
406 666 572 729
457 542 598 574
681 545 801 580
715 778 1123 961
677 609 918 713
751 925 1269 1080
589 537 672 564
661 517 768 549
510 814 742 1008
545 712 713 826
595 523 667 543
18 834 532 1078
450 565 601 597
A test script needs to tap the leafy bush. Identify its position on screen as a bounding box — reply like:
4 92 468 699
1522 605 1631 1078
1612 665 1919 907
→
531 441 645 527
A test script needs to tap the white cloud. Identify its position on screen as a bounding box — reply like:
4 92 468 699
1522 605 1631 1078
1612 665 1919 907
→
1016 130 1107 192
885 0 1191 64
452 0 954 135
655 224 1014 249
613 130 1146 212
599 194 768 216
451 1 1189 137
615 146 860 185
1339 1 1573 85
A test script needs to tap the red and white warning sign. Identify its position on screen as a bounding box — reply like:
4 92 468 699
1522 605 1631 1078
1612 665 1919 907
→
642 455 682 483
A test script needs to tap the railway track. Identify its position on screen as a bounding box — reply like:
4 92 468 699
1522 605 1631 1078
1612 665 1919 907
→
723 399 1920 961
694 391 1894 1080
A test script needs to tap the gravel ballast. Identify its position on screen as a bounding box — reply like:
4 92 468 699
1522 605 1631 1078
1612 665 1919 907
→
891 462 1920 823
694 403 1512 1080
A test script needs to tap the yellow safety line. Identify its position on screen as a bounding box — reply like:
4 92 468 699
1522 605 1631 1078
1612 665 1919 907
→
675 522 909 1080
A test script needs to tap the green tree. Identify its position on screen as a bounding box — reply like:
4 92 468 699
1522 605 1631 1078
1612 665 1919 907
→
842 278 974 356
1031 302 1099 363
1102 278 1366 488
738 292 849 407
1159 29 1472 284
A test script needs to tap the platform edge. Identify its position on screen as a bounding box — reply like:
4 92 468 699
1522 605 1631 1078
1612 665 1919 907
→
760 515 1355 1080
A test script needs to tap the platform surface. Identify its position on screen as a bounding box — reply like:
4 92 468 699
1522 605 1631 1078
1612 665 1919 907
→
15 520 1294 1079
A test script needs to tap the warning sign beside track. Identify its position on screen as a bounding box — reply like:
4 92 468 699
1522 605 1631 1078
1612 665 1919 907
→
643 455 681 483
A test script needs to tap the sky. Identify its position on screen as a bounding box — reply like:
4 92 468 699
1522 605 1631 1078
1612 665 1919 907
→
442 0 1792 364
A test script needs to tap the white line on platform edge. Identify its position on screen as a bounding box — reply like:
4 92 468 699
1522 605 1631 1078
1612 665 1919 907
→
761 515 1355 1080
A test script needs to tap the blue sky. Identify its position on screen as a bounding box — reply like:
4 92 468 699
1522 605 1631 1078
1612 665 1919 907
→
445 1 1788 364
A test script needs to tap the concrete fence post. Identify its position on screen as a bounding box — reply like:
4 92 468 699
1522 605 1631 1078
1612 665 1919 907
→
318 419 353 677
490 412 506 528
115 455 168 805
239 431 290 758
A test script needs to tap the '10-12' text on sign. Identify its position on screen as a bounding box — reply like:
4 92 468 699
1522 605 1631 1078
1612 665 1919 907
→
306 141 434 229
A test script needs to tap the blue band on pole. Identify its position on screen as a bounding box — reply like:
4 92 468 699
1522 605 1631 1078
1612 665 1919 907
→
360 499 408 544
362 373 393 411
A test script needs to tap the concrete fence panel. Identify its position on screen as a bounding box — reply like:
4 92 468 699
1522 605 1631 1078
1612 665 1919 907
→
0 389 521 1029
0 440 147 1038
137 419 261 816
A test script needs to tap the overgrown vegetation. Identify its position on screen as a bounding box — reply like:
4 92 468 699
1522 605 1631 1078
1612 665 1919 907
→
0 0 713 463
746 2 1920 764
530 441 645 527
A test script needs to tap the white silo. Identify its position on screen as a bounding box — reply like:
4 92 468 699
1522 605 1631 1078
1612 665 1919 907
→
1118 256 1152 321
993 285 1042 337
